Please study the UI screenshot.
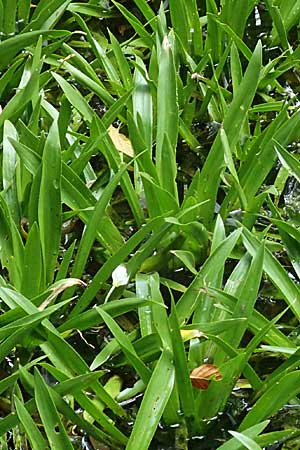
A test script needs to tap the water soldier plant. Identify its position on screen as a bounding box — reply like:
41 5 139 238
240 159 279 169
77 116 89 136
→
1 0 300 449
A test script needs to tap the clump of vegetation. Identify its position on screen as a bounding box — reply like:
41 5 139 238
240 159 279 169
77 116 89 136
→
1 1 300 449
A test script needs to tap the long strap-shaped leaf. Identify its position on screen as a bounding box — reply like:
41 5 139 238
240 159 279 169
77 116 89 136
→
242 228 300 320
176 228 242 324
156 32 179 203
34 368 74 450
196 41 262 229
38 119 61 285
126 349 175 450
240 371 300 431
14 395 48 450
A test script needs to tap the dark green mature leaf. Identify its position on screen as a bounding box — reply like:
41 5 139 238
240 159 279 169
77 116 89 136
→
0 194 23 288
10 137 124 255
207 287 294 348
38 119 61 285
240 371 300 431
126 350 175 450
216 421 269 450
176 228 242 323
274 139 300 181
67 3 117 18
169 298 195 418
220 0 257 37
221 107 300 217
0 31 70 70
2 120 20 225
24 0 71 29
69 215 167 317
14 396 48 450
242 228 300 320
222 245 264 348
0 1 300 447
34 368 74 450
156 33 179 202
52 72 94 122
229 431 262 450
21 223 44 297
197 41 262 228
112 1 154 48
70 164 128 284
0 299 70 341
60 298 149 332
97 308 152 383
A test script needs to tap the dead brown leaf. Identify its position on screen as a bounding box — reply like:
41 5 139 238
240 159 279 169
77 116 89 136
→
38 278 86 311
190 364 223 390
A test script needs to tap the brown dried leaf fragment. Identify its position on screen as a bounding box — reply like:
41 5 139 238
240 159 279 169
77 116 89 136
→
190 364 223 390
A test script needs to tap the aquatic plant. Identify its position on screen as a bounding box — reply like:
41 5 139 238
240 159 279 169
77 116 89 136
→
0 1 300 449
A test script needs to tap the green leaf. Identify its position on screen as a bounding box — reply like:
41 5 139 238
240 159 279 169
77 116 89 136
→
96 307 152 383
126 350 175 450
222 245 264 348
156 33 179 201
2 120 20 225
132 57 153 154
52 72 94 122
274 139 300 182
240 371 300 431
216 421 269 450
111 1 154 48
242 228 300 320
197 41 262 227
29 0 72 30
0 30 70 69
176 228 242 323
70 164 128 285
38 119 61 285
169 298 195 418
229 431 262 450
34 368 74 450
21 223 44 297
14 395 48 450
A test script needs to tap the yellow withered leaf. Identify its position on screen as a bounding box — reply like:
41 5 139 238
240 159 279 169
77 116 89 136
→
108 125 134 157
180 329 206 341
